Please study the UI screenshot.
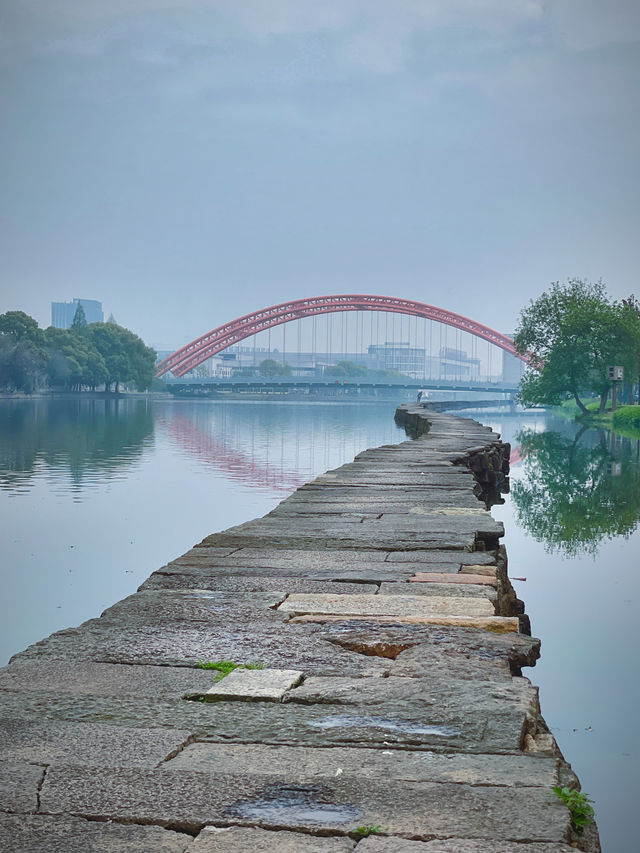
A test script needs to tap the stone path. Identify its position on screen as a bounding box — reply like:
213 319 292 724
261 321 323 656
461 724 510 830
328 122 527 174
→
0 406 599 851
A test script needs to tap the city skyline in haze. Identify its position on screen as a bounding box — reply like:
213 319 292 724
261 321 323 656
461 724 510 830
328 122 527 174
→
2 1 639 350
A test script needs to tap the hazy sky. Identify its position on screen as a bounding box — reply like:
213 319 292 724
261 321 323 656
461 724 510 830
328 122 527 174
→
1 1 639 349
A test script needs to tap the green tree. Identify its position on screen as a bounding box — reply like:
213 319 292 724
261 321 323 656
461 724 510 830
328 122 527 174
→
326 360 367 378
84 322 156 391
514 279 640 414
70 303 88 331
259 358 291 377
0 311 47 392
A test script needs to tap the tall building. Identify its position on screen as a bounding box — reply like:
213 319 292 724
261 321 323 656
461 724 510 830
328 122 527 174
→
51 298 104 329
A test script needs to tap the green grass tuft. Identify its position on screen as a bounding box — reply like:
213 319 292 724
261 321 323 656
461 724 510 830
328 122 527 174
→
196 659 265 683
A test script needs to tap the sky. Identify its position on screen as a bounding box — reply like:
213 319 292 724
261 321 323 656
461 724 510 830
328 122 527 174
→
1 0 639 350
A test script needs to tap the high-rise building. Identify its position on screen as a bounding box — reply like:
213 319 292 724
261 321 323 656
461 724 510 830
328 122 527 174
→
51 298 104 329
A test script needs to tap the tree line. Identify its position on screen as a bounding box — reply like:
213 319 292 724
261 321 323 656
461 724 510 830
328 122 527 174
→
0 308 157 393
515 280 640 412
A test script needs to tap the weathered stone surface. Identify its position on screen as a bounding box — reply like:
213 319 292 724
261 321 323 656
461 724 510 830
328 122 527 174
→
141 575 377 595
380 582 497 602
0 719 192 767
203 669 303 701
291 615 518 632
39 766 571 843
187 825 355 851
100 590 286 626
0 813 189 852
408 573 497 587
0 691 526 753
0 659 215 698
0 760 43 813
279 594 495 619
0 407 589 850
8 622 389 676
356 839 577 853
168 743 558 787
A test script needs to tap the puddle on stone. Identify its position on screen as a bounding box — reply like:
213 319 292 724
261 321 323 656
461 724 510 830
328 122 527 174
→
227 785 361 825
308 713 460 737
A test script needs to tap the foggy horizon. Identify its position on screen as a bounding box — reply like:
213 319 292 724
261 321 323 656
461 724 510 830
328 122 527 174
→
2 1 639 351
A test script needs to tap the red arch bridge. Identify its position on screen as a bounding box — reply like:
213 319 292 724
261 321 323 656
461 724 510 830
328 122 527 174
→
156 294 528 379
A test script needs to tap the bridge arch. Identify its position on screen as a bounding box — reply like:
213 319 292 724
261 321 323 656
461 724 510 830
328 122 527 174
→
156 294 526 378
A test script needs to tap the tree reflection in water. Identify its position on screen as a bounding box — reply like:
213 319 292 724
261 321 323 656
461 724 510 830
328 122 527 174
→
512 425 640 556
0 398 154 493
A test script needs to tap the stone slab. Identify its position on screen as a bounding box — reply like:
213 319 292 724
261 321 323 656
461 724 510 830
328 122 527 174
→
356 839 577 853
380 582 497 601
459 565 498 577
38 766 571 843
188 825 354 851
99 590 286 626
0 719 192 768
0 659 217 699
0 813 189 853
279 594 495 619
141 575 378 594
385 551 496 565
168 743 558 787
0 760 43 813
409 573 497 587
7 622 389 676
0 692 526 754
290 615 519 632
203 669 303 701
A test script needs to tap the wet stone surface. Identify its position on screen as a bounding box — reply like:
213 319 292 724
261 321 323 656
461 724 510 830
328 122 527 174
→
0 408 598 852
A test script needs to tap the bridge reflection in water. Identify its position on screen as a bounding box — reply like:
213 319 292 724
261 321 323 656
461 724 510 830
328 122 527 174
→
161 401 408 499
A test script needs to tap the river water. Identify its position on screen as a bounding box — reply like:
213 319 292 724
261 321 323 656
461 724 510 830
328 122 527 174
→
1 396 638 851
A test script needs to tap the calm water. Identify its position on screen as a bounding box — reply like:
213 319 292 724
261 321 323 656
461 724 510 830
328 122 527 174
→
1 397 638 851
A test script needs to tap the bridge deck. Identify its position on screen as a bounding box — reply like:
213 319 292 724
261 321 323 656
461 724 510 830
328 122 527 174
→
0 407 597 851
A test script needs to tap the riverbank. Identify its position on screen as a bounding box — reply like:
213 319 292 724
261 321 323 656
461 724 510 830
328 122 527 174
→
0 406 598 851
556 399 640 437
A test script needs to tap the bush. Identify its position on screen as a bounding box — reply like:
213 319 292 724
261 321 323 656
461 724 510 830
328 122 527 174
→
612 405 640 431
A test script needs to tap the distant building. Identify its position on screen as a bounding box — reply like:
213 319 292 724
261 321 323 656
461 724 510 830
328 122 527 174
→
51 298 103 329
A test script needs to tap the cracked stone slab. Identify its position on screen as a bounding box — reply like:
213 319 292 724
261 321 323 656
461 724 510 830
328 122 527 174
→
0 813 190 853
202 669 303 701
38 766 571 843
7 622 389 676
356 838 578 852
167 743 558 787
279 594 495 619
0 760 43 813
0 719 193 768
0 692 525 753
187 825 354 851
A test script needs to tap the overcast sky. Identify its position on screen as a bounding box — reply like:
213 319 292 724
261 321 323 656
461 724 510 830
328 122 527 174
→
1 1 639 349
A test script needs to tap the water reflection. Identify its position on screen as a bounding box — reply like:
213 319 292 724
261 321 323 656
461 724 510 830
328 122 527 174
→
0 398 154 494
511 424 640 556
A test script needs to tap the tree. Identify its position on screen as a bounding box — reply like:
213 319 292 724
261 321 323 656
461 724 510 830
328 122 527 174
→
514 279 640 414
84 322 156 391
259 358 291 377
70 303 88 331
0 311 47 392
